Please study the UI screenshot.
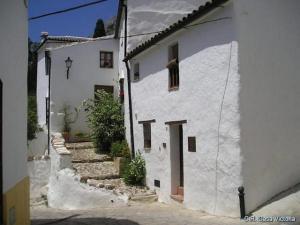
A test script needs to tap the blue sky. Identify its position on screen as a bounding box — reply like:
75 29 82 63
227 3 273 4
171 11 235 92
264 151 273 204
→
29 0 118 42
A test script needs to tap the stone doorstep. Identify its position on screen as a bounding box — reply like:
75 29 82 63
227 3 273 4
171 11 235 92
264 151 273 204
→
130 194 158 203
170 194 184 203
65 142 95 150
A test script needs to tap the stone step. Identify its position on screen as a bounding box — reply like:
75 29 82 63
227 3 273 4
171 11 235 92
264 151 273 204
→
130 194 158 203
65 142 95 150
170 194 184 203
72 158 113 163
80 174 120 183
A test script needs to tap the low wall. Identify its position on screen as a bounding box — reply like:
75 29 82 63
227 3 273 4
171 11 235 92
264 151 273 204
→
28 156 51 199
28 130 48 157
47 133 127 209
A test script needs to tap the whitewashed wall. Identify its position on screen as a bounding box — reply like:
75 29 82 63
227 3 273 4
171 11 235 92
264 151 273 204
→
126 2 241 217
126 0 210 51
0 0 28 192
37 41 78 127
37 49 48 126
235 0 300 213
50 38 119 134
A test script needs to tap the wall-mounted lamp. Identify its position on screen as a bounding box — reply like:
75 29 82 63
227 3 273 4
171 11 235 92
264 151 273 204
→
65 57 73 79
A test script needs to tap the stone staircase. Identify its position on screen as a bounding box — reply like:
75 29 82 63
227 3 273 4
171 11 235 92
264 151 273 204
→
65 142 158 203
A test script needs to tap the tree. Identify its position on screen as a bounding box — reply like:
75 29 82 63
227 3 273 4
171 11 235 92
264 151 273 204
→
85 90 124 153
28 38 38 95
93 19 106 38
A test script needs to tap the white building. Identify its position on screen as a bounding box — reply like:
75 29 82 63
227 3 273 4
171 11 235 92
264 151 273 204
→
0 0 30 224
36 34 119 139
117 0 300 217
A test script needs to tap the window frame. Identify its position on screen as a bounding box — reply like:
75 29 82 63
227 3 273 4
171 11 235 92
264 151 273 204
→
133 63 140 81
167 43 179 90
143 123 152 149
100 51 114 68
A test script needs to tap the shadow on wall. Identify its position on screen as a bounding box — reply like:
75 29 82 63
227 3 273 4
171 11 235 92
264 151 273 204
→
131 10 235 82
32 216 141 225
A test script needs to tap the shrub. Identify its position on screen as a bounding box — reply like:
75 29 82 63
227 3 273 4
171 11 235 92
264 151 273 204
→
85 90 124 153
122 153 146 186
110 140 131 158
61 104 79 133
28 95 38 140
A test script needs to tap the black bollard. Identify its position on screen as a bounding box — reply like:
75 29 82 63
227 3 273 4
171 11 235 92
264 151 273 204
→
238 186 246 219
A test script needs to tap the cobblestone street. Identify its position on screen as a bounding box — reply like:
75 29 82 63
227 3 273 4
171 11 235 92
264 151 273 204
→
31 202 287 225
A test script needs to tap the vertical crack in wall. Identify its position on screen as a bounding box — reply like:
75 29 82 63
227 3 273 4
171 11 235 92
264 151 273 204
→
214 42 233 213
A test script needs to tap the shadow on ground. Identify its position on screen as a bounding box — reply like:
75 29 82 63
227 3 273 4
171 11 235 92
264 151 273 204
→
32 215 141 225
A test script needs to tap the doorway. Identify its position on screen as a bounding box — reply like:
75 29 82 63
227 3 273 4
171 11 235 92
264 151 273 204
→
0 80 3 224
170 124 184 202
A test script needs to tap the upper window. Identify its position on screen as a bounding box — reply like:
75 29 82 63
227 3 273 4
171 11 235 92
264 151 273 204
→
134 63 140 81
143 123 151 149
167 43 179 90
45 51 51 75
100 51 113 68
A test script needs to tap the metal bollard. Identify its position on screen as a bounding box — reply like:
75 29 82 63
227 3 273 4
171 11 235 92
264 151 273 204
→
238 186 246 219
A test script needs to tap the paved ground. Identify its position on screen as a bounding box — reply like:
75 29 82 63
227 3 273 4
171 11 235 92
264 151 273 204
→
31 202 298 225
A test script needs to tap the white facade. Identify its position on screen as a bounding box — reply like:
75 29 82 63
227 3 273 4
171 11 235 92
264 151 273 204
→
122 0 300 217
37 37 92 128
0 0 30 223
126 1 241 217
0 0 28 194
235 0 300 214
49 37 119 134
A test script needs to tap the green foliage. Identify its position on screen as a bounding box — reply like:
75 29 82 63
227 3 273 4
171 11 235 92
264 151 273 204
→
28 95 38 140
28 38 38 95
93 19 106 38
85 90 124 153
122 153 146 186
61 104 79 133
110 140 131 158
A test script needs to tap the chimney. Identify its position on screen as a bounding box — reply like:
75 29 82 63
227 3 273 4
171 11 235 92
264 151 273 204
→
41 32 49 41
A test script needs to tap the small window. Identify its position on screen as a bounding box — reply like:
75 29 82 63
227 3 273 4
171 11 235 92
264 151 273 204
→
167 44 179 90
143 123 151 149
188 137 196 152
100 51 113 68
134 63 140 81
45 51 51 75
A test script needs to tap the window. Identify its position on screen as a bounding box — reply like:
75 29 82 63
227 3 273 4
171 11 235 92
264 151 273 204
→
100 51 113 68
167 43 179 90
188 136 196 152
134 63 140 81
143 123 151 148
94 85 114 101
45 51 51 75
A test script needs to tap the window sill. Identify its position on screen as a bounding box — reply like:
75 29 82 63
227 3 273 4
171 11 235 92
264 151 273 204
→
144 147 151 152
168 87 179 92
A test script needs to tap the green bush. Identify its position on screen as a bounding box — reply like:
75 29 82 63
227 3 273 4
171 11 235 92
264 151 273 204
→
110 140 131 158
85 90 124 153
28 95 38 140
122 153 146 186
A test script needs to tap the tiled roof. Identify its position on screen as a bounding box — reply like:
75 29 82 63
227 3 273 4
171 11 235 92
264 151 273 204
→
124 0 229 61
46 36 93 42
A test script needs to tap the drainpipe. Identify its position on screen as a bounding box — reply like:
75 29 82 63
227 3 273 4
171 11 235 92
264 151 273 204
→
238 186 246 219
123 2 135 158
47 52 51 156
